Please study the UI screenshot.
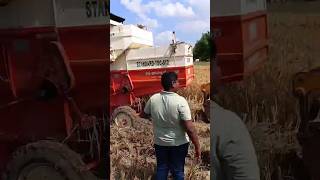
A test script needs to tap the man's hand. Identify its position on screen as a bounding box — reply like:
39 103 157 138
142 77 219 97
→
182 120 201 162
195 146 201 162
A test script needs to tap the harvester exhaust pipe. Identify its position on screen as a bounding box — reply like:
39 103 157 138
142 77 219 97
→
172 31 176 44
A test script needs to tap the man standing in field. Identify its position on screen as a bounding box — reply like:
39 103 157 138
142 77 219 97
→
205 43 260 180
140 72 201 180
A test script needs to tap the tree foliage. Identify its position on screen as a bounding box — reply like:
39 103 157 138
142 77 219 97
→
193 31 211 62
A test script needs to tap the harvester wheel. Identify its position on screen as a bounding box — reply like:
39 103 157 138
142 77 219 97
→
3 140 98 180
112 106 138 128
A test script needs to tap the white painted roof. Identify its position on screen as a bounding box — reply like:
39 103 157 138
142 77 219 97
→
110 24 153 50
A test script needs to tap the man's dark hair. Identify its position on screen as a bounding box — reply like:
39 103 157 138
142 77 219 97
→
161 72 178 91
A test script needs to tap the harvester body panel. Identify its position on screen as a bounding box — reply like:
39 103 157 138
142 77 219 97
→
0 0 108 173
211 0 268 83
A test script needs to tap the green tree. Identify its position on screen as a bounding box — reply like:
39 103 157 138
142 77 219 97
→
193 31 211 62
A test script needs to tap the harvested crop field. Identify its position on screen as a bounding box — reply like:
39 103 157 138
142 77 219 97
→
110 63 210 180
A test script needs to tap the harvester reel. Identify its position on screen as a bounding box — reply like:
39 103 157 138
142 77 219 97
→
111 106 138 128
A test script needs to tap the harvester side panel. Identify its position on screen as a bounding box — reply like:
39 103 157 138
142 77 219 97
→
0 31 69 172
211 0 268 83
54 0 108 114
0 0 109 174
0 30 56 98
58 26 108 114
128 66 194 97
0 45 14 104
0 0 55 29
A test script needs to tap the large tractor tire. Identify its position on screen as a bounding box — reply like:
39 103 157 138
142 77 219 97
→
111 106 138 128
3 140 98 180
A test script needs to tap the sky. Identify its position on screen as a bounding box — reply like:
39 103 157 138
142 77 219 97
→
111 0 210 46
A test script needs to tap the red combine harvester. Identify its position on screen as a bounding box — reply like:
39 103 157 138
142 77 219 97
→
211 0 268 83
0 0 108 179
110 15 195 126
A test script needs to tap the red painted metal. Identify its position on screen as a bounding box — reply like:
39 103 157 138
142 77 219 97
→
57 25 108 114
0 24 108 173
129 65 194 97
110 65 194 111
211 10 268 83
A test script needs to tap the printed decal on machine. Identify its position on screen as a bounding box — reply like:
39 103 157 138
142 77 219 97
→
136 59 169 68
54 0 109 27
85 0 109 18
126 56 191 71
145 70 180 76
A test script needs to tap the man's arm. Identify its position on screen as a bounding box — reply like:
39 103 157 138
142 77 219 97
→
215 111 260 180
182 120 201 159
140 98 151 120
178 98 201 159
